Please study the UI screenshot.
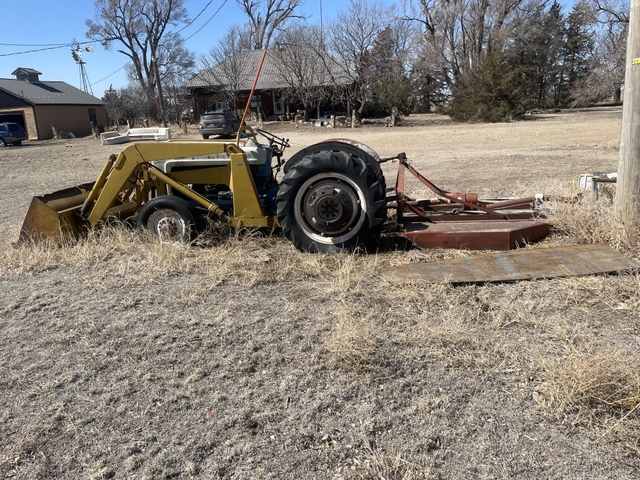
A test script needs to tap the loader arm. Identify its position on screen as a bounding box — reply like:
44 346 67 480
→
20 140 276 242
81 142 247 226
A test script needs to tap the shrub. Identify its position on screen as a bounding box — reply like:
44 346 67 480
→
447 51 536 122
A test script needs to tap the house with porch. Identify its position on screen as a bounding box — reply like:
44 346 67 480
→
186 49 353 122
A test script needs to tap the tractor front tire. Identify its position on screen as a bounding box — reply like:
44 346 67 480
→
277 150 386 253
137 195 196 243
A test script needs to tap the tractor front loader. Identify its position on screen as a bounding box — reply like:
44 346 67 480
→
19 128 549 253
20 129 387 252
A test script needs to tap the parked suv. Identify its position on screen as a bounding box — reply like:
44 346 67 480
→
0 122 27 147
198 110 241 139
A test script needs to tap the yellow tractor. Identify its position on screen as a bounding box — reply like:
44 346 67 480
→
20 128 388 253
20 123 550 252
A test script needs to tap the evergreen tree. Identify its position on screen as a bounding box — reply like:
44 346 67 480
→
448 51 536 122
370 26 416 115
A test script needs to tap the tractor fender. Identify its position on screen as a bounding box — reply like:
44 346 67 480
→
283 138 382 176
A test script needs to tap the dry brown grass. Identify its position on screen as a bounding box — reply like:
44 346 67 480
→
4 109 640 477
324 309 381 372
537 341 640 416
539 181 640 257
352 440 429 479
546 196 625 246
535 339 640 455
6 187 639 357
7 223 355 285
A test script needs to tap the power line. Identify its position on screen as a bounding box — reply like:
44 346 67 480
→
88 0 227 91
184 0 228 42
1 0 226 58
0 41 93 57
0 42 69 47
0 45 72 57
176 0 215 34
89 0 229 90
91 63 130 87
1 1 227 84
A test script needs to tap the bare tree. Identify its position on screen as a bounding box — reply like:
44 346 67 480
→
271 25 333 120
159 31 196 86
570 0 628 104
326 0 397 119
236 0 306 49
196 26 254 112
406 0 536 89
369 22 420 115
161 33 196 125
86 0 193 122
102 83 151 127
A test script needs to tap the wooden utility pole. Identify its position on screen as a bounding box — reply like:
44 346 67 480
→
616 0 640 244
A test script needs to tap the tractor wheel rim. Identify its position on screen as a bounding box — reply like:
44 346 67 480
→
149 210 188 242
294 172 366 244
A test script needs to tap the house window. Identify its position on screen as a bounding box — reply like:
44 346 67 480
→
250 95 262 108
273 92 284 115
88 108 97 125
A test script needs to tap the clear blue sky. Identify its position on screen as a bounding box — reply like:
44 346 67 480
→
1 0 572 97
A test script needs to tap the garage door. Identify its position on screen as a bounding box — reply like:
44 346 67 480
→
0 111 27 134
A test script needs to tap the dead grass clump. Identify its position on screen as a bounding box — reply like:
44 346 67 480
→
5 237 70 275
536 341 640 423
6 224 140 275
192 237 373 288
353 435 430 480
320 251 382 301
324 309 380 371
352 439 429 480
193 217 265 249
503 179 640 253
545 194 626 247
554 273 640 313
7 224 199 279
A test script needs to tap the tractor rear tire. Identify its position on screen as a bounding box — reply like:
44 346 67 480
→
282 141 386 235
277 150 386 253
137 195 196 242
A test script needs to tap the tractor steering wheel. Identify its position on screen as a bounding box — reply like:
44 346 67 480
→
256 129 290 149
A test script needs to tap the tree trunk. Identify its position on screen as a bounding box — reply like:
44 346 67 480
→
303 101 310 121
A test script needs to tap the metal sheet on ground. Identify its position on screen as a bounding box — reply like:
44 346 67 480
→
383 244 640 284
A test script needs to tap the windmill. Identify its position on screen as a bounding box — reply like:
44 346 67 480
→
71 40 94 96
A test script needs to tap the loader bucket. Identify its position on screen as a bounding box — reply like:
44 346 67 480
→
19 182 94 242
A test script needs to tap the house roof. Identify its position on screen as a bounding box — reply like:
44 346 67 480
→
11 67 42 76
0 78 104 106
187 48 352 90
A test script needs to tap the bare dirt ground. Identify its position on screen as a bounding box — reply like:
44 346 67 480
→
2 106 640 479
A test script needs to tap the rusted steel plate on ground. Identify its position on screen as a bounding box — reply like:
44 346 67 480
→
404 220 551 250
383 244 640 284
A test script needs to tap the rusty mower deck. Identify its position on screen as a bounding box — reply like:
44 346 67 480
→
383 153 551 250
